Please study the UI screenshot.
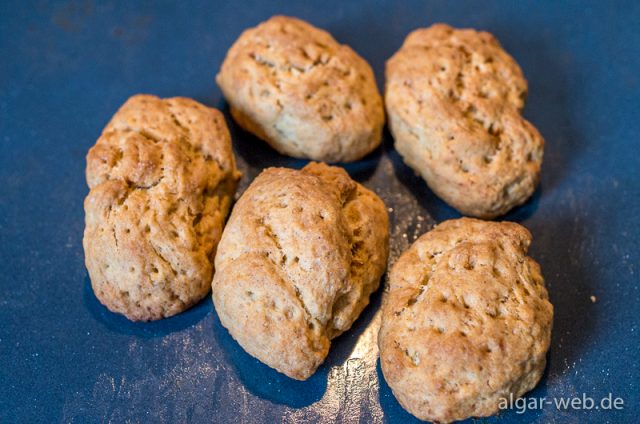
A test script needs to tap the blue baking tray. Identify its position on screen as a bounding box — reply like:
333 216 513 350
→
1 1 638 422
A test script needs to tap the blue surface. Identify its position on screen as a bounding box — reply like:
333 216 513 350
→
1 1 639 423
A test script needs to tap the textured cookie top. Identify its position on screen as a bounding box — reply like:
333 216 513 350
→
379 218 552 422
217 16 384 162
84 94 240 321
386 24 544 218
212 162 389 379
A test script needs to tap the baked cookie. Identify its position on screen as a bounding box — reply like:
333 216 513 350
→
217 16 385 163
212 162 389 379
385 24 544 218
379 218 552 423
83 94 241 321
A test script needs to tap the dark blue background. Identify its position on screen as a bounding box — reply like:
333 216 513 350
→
1 1 638 423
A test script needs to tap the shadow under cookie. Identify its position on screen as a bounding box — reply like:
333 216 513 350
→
386 133 460 224
526 212 597 376
83 276 210 338
210 282 385 410
210 310 328 408
489 24 582 198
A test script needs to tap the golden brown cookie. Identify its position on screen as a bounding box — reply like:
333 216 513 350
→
379 218 552 423
83 94 241 321
212 162 389 379
217 16 385 163
385 24 544 218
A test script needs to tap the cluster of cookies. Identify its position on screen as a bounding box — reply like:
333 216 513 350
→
83 16 552 423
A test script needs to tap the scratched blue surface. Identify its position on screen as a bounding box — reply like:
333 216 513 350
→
1 1 639 423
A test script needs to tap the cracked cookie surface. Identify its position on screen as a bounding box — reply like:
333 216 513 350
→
379 218 552 423
216 15 384 163
385 24 544 218
212 162 389 380
83 94 241 321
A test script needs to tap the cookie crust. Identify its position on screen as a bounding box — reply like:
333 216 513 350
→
385 24 544 218
212 162 389 379
217 16 385 163
83 94 240 321
379 218 553 422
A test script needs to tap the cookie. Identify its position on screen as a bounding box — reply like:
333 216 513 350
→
217 16 385 163
379 218 553 422
212 162 389 379
385 24 544 218
83 94 241 321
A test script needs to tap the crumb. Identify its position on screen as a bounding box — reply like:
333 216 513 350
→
590 295 597 303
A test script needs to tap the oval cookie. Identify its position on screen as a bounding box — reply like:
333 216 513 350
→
385 24 544 218
379 218 553 422
212 162 389 379
217 16 385 163
83 94 241 321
